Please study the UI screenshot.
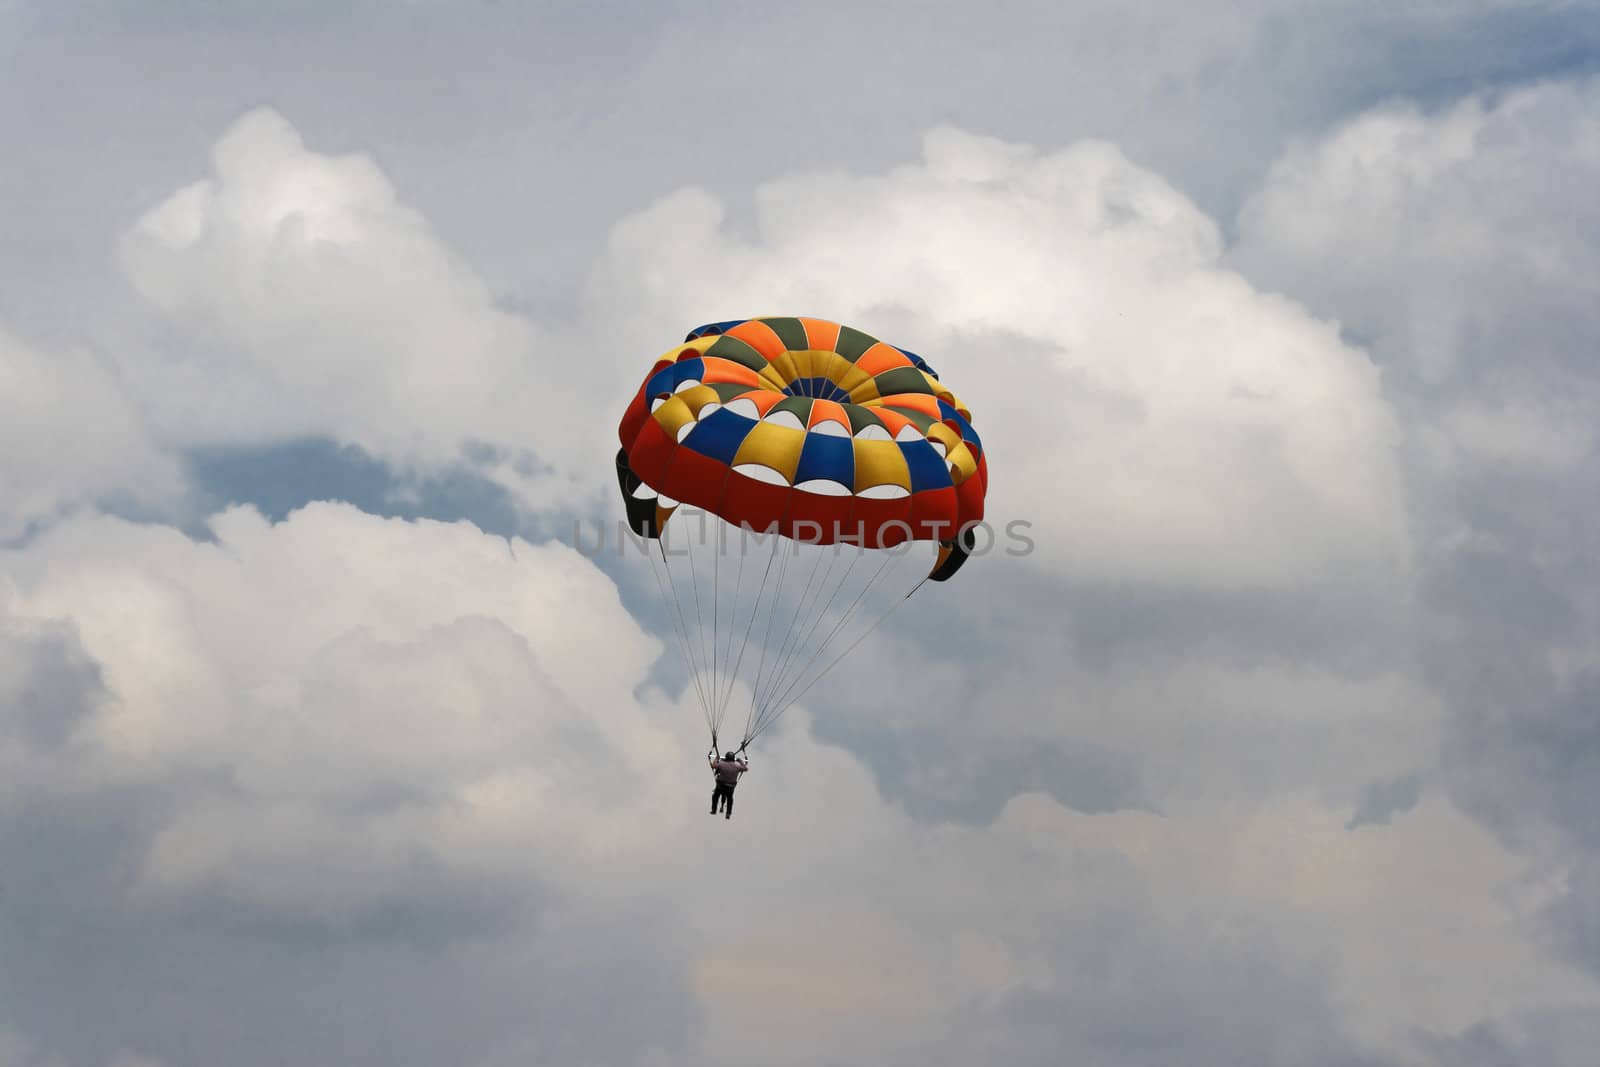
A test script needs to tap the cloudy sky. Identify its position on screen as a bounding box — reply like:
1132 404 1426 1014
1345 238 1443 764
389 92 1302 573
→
4 2 1600 1064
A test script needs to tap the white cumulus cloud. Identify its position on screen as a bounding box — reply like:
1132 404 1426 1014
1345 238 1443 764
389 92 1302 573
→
1234 77 1600 477
0 324 183 541
589 127 1412 591
115 108 597 511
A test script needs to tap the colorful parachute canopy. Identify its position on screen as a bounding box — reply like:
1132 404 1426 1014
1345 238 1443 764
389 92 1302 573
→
616 316 987 582
616 317 988 750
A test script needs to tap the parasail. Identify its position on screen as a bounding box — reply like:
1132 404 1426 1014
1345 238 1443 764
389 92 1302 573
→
616 316 987 750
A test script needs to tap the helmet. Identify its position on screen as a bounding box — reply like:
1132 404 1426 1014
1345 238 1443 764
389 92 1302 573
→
725 751 736 761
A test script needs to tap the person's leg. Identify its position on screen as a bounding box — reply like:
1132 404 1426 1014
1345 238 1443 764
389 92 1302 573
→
724 789 734 819
711 785 719 813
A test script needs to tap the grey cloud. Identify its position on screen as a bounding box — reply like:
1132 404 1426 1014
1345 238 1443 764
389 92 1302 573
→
817 712 1147 824
1417 1006 1600 1067
1541 856 1600 976
0 614 104 751
1345 773 1422 830
1234 76 1600 990
1446 671 1600 852
981 980 1397 1067
0 795 690 1067
1423 542 1579 655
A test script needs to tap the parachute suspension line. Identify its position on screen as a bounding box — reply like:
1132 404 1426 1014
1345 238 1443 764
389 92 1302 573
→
713 526 779 727
742 524 796 744
746 548 890 741
750 543 863 732
682 510 717 737
775 539 854 693
649 537 707 723
790 544 859 675
749 546 824 719
747 541 829 729
709 514 722 739
668 524 716 740
745 545 926 744
651 535 715 740
646 539 704 729
742 537 851 748
751 538 848 731
712 520 749 733
750 559 863 723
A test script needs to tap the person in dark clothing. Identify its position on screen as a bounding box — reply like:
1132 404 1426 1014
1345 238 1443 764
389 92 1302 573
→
708 749 748 819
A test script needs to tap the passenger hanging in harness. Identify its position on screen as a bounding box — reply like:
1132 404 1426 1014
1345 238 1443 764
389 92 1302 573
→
708 746 749 820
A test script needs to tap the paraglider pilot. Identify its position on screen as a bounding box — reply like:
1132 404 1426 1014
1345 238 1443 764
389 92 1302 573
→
708 746 748 819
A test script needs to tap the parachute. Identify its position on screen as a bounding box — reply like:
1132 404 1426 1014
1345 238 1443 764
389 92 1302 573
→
616 316 987 750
